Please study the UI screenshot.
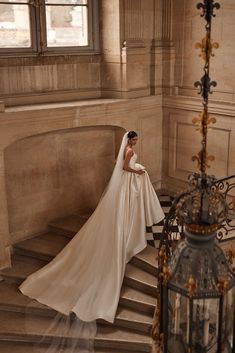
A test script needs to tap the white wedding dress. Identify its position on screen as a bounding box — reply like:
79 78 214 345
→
19 132 164 324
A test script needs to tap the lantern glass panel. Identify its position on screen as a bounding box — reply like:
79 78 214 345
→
223 288 235 352
167 290 189 353
192 298 219 353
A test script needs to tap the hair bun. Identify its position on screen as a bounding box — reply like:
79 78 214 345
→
127 131 138 139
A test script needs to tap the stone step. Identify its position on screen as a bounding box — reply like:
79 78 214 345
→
0 254 47 284
119 286 156 316
0 311 152 352
157 195 173 206
1 253 158 298
13 234 158 278
48 214 89 238
96 326 152 352
0 282 152 334
0 341 146 353
0 278 155 319
0 254 158 298
14 232 69 262
130 245 157 277
124 264 158 297
115 307 152 334
99 307 152 334
0 281 55 317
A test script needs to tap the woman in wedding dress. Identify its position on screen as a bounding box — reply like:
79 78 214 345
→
19 130 165 324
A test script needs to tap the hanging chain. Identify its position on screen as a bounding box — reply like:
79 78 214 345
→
192 0 220 173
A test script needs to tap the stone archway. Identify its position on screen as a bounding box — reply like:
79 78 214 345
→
4 125 125 245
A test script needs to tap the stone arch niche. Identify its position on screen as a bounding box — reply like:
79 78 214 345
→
4 125 125 244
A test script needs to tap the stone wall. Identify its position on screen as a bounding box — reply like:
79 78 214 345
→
100 0 175 99
0 55 101 106
162 0 235 193
5 126 123 243
162 97 235 193
0 0 170 106
172 0 235 101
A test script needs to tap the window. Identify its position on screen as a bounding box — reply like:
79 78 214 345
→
0 0 98 55
0 0 34 51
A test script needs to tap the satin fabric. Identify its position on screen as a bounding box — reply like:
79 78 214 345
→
19 153 165 323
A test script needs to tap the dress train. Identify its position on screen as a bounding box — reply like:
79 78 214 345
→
19 142 165 323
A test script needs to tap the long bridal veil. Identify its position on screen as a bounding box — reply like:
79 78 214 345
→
24 306 97 353
101 131 128 198
22 132 129 352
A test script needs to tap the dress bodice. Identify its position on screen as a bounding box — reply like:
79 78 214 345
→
128 152 138 168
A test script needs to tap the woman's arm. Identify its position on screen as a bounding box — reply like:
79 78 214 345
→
123 149 145 175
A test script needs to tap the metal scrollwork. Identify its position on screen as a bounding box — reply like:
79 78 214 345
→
195 37 219 61
194 75 217 102
212 175 235 240
197 0 220 23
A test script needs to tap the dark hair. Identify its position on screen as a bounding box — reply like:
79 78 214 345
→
127 131 138 139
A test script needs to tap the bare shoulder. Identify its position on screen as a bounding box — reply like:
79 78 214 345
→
125 147 134 158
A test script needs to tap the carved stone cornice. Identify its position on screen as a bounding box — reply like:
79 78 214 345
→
151 39 174 49
163 95 235 117
122 39 146 50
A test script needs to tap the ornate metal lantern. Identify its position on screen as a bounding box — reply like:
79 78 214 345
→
155 173 235 353
154 177 235 353
152 2 235 353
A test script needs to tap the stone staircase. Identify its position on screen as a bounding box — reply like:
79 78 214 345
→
0 215 158 353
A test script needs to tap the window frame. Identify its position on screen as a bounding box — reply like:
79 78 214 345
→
0 0 99 57
0 0 38 55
